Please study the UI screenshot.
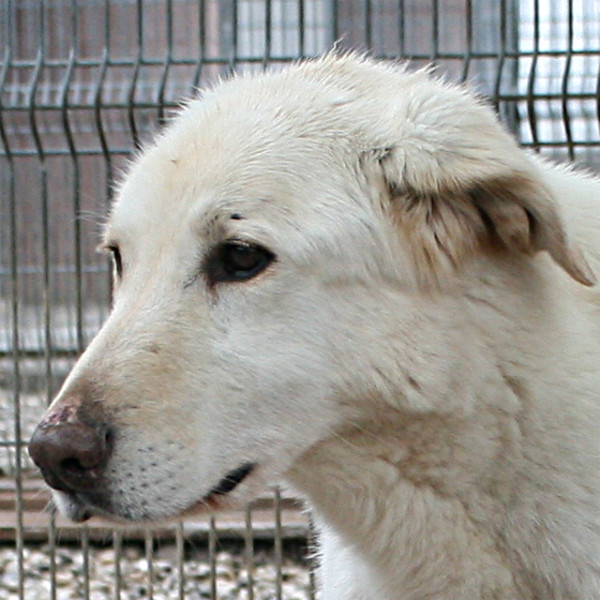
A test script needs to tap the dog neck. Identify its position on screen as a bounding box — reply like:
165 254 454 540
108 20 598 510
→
285 380 531 599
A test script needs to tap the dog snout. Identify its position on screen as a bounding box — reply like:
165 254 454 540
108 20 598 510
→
28 418 112 494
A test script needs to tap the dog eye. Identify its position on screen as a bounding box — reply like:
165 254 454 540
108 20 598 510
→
107 245 123 278
206 241 274 284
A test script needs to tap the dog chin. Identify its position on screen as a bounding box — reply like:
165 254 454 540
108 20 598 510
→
52 490 100 523
51 462 259 525
52 489 165 525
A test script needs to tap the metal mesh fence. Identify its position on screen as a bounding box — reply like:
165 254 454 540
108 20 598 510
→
0 1 598 599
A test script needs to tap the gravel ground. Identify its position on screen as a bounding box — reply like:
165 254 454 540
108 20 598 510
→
0 544 315 600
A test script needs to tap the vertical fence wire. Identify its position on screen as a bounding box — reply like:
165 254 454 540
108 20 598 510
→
128 0 143 149
274 487 283 600
298 0 306 57
244 505 255 600
208 516 217 600
0 6 24 598
48 506 58 600
364 0 373 51
145 529 154 600
113 531 123 600
461 0 473 82
431 0 439 63
157 0 174 124
526 0 540 148
397 0 405 58
493 0 507 112
307 515 319 600
81 530 91 600
192 0 207 89
597 35 600 131
264 0 273 69
561 0 575 161
176 521 185 600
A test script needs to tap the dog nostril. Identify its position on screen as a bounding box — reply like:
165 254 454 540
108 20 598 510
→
28 421 112 493
60 456 88 476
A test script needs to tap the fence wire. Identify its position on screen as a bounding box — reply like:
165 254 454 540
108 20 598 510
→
0 1 599 599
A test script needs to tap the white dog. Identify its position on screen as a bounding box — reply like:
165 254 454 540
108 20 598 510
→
29 54 600 599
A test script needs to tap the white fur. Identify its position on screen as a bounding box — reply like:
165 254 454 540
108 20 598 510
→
41 54 600 599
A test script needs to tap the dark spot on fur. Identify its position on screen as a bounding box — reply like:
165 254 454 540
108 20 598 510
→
407 376 421 391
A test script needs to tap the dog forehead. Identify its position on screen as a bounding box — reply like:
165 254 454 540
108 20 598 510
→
110 139 359 244
110 140 340 235
106 55 420 246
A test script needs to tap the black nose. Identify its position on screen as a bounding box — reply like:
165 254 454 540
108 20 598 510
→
28 422 111 493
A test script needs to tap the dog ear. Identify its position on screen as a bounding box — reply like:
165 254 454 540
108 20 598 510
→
364 95 596 288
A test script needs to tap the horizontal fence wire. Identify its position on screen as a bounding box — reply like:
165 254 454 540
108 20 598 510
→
0 1 599 599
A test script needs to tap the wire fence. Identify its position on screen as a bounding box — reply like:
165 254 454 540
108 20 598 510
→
0 1 599 599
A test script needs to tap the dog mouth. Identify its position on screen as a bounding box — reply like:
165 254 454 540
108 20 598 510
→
206 462 255 498
54 462 257 524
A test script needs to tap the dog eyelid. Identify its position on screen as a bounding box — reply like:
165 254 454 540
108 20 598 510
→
102 243 123 279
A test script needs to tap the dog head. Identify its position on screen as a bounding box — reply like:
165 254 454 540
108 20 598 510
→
28 54 594 523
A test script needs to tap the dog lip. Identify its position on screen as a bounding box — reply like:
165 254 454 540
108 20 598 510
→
70 506 93 523
207 462 255 497
177 462 256 518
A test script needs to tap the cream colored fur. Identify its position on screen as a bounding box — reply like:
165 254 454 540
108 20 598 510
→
40 54 600 599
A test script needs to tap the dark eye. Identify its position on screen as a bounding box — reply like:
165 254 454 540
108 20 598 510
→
206 241 275 284
107 245 123 278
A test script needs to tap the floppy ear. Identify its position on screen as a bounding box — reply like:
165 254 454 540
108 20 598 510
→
364 93 596 288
